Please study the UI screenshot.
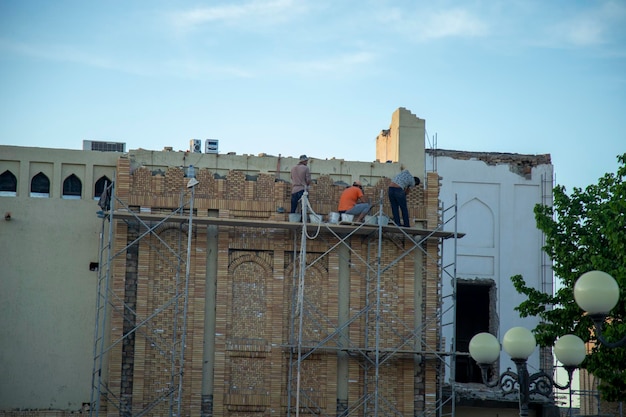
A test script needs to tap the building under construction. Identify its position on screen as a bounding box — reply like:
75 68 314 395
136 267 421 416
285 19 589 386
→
90 149 456 416
2 108 575 417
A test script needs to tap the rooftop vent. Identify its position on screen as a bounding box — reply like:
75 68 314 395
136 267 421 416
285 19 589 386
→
83 140 126 152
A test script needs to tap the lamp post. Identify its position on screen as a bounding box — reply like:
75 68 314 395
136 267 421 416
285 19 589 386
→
469 327 586 417
574 270 626 348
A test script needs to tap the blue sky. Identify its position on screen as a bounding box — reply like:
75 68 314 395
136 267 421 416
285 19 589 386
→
1 0 624 192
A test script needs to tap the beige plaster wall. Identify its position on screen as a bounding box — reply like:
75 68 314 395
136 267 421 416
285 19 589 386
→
376 107 426 180
0 146 118 410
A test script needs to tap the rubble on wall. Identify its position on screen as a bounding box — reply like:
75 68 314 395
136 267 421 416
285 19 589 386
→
426 149 551 179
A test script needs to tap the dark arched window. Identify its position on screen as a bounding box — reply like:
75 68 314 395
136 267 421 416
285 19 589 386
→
94 176 111 200
62 174 82 199
31 172 50 198
0 170 17 196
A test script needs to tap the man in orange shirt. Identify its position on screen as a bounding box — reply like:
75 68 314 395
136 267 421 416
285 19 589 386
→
338 181 371 223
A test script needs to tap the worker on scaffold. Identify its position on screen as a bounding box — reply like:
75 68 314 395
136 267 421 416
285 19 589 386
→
290 155 311 214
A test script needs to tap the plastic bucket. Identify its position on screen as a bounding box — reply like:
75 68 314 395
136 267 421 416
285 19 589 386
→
364 215 377 225
341 213 354 223
328 212 340 224
378 215 389 226
289 213 302 222
309 213 322 223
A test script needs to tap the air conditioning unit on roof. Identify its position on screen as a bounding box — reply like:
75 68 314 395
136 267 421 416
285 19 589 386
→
83 140 126 152
205 139 219 154
189 139 202 153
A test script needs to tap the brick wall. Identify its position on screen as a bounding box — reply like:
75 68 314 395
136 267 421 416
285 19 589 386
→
100 156 442 416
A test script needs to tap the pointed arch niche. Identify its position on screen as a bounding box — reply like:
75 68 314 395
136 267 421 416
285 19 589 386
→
0 170 17 196
31 172 50 198
94 175 112 200
458 197 495 248
62 174 82 199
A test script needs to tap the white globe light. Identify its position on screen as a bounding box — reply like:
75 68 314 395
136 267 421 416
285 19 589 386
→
503 327 536 360
574 271 620 315
554 334 586 367
469 332 500 365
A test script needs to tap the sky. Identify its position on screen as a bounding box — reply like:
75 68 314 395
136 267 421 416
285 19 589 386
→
1 0 624 192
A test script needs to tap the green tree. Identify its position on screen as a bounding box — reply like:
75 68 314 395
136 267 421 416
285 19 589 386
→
512 153 626 401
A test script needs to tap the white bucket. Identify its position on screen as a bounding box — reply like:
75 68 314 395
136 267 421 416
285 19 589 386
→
289 213 301 222
328 212 340 224
378 215 389 226
309 213 322 223
341 213 354 223
364 215 377 225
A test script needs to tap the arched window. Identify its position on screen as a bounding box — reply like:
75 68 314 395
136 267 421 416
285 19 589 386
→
62 174 82 199
0 170 17 197
30 172 50 198
94 176 111 200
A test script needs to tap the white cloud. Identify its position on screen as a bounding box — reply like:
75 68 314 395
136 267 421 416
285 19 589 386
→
420 8 489 40
565 21 604 47
0 38 153 76
169 0 308 30
544 1 626 48
285 51 377 76
384 7 488 42
0 38 254 80
163 58 255 79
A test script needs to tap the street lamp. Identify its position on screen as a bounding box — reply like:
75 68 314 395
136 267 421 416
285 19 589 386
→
574 270 626 348
469 327 586 417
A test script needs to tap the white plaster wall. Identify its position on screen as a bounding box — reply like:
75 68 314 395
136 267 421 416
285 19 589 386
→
426 155 554 379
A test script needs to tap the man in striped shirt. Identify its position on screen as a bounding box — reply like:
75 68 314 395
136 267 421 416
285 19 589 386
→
388 170 421 227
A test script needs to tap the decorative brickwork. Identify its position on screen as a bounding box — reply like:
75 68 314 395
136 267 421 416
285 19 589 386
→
121 163 426 225
96 157 444 416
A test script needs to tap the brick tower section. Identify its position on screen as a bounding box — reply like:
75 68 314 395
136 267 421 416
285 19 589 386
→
106 157 443 416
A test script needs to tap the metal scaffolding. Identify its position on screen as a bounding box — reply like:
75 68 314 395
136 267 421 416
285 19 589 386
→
286 190 461 416
90 177 197 417
90 181 460 417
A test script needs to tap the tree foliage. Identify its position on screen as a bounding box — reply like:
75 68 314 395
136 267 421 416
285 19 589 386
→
512 153 626 401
